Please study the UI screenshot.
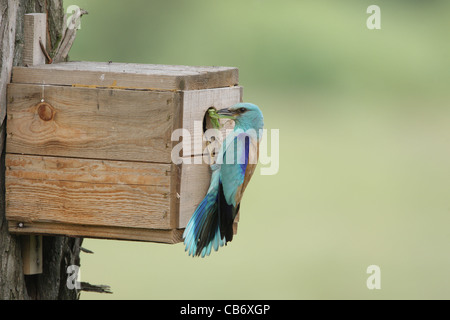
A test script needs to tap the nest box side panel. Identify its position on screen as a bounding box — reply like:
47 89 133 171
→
6 83 178 163
177 86 242 228
180 86 242 158
178 156 211 229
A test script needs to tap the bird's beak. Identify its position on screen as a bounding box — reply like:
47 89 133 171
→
216 108 236 119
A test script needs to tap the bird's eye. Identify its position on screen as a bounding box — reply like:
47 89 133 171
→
239 108 246 113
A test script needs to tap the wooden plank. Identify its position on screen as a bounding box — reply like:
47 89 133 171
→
5 154 175 230
23 14 46 66
180 87 241 158
9 221 183 244
169 163 182 229
178 156 211 228
11 62 239 91
6 83 178 163
21 235 43 275
177 156 240 229
21 13 47 276
176 87 242 228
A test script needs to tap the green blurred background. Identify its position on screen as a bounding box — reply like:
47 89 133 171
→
64 0 450 299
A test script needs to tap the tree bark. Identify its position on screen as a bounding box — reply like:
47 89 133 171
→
0 0 82 300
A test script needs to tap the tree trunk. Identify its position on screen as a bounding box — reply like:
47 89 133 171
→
0 0 82 300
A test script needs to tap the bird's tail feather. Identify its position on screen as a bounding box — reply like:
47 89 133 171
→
183 174 225 257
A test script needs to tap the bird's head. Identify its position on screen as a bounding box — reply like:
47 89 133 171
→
216 103 264 133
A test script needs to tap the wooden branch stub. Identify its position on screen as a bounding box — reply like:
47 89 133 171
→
52 8 88 63
80 247 94 254
39 40 53 64
80 282 112 294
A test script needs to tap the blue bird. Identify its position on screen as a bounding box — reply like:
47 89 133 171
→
183 103 264 257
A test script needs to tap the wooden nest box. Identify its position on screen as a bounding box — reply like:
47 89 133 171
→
5 62 241 244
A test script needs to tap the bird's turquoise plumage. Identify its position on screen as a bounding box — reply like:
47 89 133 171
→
183 103 264 257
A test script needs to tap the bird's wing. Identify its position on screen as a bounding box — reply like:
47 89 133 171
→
217 130 259 241
219 131 250 206
216 131 246 242
219 130 259 203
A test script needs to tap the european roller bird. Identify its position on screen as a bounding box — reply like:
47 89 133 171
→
183 103 264 257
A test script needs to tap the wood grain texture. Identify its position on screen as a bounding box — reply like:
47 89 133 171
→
6 154 176 230
21 12 46 276
181 87 241 157
5 62 242 243
23 14 46 66
0 1 19 125
52 8 87 63
177 156 240 230
11 62 239 91
6 83 179 163
0 0 88 300
21 235 43 275
178 156 211 228
9 221 183 244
